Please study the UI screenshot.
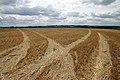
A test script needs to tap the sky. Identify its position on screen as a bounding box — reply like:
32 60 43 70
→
0 0 120 27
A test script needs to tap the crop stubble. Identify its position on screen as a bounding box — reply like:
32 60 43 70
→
30 28 88 46
69 30 99 80
97 29 120 80
0 28 119 80
0 28 23 52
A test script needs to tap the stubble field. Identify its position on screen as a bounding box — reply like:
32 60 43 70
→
0 28 120 80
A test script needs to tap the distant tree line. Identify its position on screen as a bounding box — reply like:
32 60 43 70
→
0 25 120 30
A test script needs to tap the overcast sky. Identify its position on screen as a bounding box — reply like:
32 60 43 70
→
0 0 120 26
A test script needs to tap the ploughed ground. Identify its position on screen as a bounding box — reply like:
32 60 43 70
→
0 28 23 52
97 29 120 80
0 28 120 80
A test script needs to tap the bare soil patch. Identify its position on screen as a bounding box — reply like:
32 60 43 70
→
30 28 88 46
69 30 99 80
0 28 23 52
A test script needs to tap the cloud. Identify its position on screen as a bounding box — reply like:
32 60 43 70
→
80 0 116 5
0 7 41 15
0 16 16 22
40 5 60 17
47 17 66 23
0 0 17 6
0 5 60 17
100 0 116 5
0 0 31 6
67 12 80 17
0 0 120 26
0 16 39 27
91 10 120 19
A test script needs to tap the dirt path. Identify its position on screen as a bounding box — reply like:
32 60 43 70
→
93 33 112 80
0 29 30 79
3 29 91 80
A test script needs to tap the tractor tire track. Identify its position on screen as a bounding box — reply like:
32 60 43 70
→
29 30 63 56
66 29 91 51
4 29 91 80
0 29 30 79
93 33 112 80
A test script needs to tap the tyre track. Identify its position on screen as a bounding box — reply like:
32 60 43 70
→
0 29 30 79
5 29 91 80
66 29 91 51
93 33 112 80
69 30 99 80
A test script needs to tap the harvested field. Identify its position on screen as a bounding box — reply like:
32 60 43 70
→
11 29 48 72
97 29 120 46
30 28 89 46
0 28 120 80
69 30 99 80
96 29 120 80
0 28 23 52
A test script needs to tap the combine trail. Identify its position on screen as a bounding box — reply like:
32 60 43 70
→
3 29 91 80
93 33 112 80
0 29 30 79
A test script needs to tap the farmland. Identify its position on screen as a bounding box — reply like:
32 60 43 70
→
0 28 120 80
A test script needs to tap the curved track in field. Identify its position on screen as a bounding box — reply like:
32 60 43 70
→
0 29 30 79
93 33 112 80
2 29 91 80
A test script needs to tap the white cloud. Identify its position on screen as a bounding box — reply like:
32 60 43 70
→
0 0 120 26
